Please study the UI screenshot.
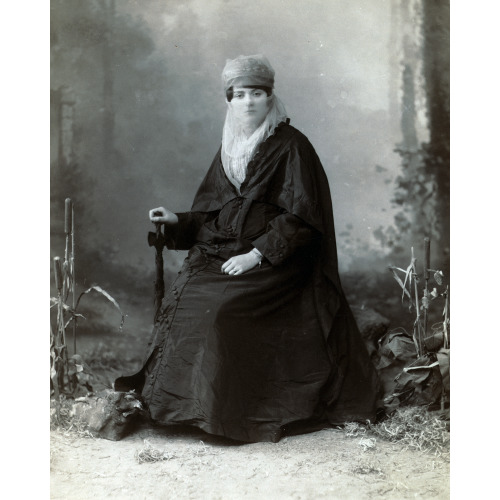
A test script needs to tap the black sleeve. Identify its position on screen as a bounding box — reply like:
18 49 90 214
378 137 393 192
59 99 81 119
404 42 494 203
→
251 212 321 266
164 211 217 250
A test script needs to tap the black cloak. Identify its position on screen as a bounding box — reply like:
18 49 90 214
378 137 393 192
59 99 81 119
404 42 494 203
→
116 122 380 442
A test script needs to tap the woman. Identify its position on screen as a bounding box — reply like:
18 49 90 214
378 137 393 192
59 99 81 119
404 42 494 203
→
116 55 380 443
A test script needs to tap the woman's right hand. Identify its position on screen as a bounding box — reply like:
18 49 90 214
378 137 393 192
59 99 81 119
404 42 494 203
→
149 207 179 225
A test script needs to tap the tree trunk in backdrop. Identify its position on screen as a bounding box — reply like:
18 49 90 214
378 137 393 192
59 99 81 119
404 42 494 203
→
422 0 450 257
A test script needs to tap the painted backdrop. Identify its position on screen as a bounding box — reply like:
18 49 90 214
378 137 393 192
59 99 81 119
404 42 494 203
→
50 0 449 346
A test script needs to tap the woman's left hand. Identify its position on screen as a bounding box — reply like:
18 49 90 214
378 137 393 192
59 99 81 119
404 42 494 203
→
221 251 261 276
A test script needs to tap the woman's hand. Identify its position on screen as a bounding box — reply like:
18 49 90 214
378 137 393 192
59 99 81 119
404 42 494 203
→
149 207 179 225
221 250 262 276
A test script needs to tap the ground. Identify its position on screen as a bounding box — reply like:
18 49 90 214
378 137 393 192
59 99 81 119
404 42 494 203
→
50 422 449 499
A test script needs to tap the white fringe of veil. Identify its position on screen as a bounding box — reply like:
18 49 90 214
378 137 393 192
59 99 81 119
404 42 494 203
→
221 94 287 191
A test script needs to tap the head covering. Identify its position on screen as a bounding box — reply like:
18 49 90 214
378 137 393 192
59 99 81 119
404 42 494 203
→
222 54 275 92
221 55 288 192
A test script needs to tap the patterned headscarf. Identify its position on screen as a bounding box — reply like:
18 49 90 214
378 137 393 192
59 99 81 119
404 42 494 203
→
221 54 275 92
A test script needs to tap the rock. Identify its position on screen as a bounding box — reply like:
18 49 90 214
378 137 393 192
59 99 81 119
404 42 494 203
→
375 329 417 402
384 352 445 412
71 389 147 441
351 305 390 356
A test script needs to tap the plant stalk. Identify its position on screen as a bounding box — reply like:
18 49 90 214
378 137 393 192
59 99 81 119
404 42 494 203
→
71 203 77 354
64 199 72 302
443 286 449 348
411 247 422 357
50 323 60 419
423 237 430 352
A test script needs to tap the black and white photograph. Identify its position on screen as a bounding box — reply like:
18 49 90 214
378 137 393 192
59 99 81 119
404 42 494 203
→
45 0 453 498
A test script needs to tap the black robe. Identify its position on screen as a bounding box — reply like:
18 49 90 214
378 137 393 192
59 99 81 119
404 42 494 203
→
116 122 380 442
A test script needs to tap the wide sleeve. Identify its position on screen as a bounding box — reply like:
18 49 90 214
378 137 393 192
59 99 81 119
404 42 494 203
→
164 211 218 250
251 212 321 266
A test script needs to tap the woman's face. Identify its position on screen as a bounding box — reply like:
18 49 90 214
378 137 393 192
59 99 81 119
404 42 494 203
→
228 87 270 132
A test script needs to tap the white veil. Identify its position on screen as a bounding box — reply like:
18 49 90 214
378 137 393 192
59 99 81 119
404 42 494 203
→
221 94 288 191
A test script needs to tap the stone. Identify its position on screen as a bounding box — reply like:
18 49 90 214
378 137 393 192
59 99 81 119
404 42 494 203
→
351 305 390 356
71 389 147 441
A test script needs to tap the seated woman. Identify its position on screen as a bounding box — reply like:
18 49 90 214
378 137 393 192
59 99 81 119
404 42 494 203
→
116 54 380 443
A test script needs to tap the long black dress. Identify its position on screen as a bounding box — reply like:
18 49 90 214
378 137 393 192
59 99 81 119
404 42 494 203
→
115 122 380 443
